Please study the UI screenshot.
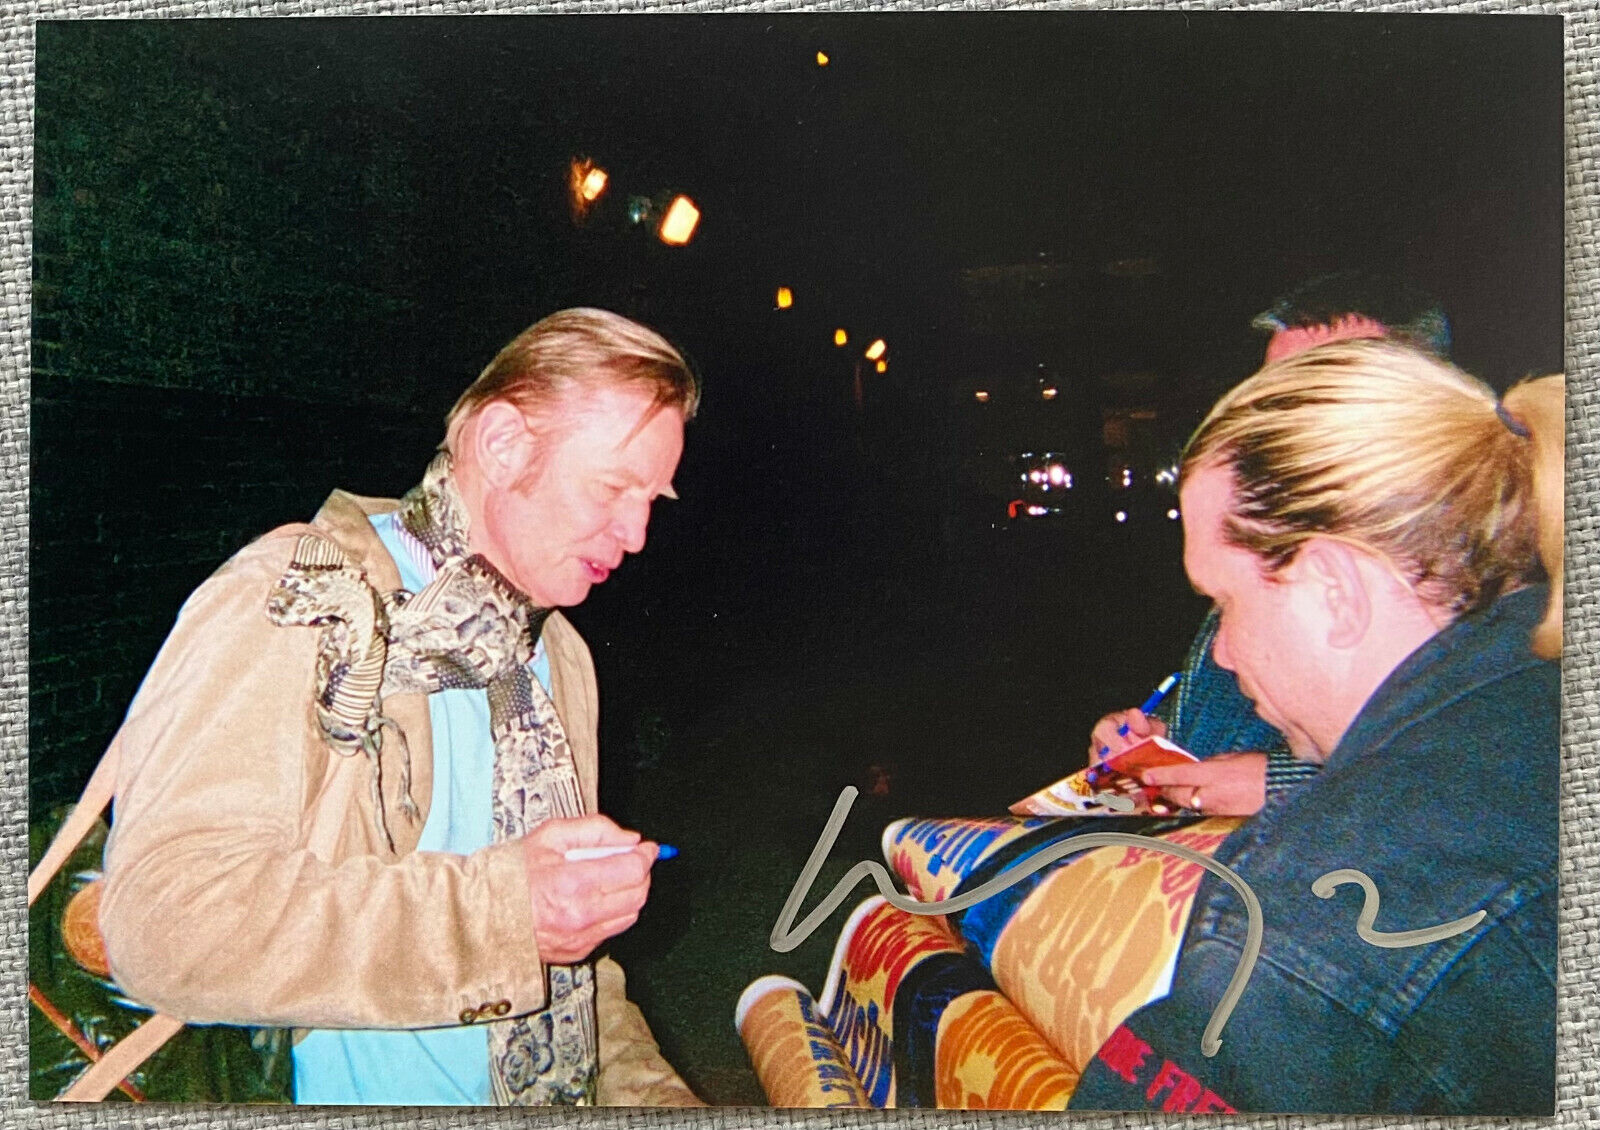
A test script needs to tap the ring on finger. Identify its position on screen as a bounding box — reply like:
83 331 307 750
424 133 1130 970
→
1191 787 1205 812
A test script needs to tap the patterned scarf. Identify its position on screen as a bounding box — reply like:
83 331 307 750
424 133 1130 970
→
266 451 598 1105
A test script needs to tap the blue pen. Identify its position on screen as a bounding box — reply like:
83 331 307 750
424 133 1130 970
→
1089 672 1181 782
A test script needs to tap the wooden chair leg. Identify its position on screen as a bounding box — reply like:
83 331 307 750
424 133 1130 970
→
57 1012 184 1102
29 984 147 1101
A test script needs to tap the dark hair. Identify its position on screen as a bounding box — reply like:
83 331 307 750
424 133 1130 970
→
1251 270 1452 358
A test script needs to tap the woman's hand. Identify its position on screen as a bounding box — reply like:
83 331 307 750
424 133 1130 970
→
1087 708 1169 766
1140 753 1267 816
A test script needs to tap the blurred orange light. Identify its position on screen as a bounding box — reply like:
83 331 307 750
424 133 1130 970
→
864 338 887 361
834 328 848 346
1041 386 1058 400
580 167 608 202
816 51 830 66
569 159 610 217
658 196 700 245
776 286 794 309
875 360 887 374
974 390 990 402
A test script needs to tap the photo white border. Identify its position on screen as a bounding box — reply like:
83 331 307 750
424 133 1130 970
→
3 2 1595 1128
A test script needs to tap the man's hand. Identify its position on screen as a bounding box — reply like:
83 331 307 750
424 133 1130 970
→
520 815 658 964
1087 708 1169 766
1140 752 1267 816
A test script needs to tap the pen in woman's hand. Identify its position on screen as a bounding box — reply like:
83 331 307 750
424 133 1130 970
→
1089 672 1181 782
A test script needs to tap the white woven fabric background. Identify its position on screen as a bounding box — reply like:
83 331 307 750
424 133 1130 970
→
1 2 1594 1128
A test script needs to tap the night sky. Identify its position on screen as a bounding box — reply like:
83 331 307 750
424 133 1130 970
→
183 13 1563 560
180 13 1563 389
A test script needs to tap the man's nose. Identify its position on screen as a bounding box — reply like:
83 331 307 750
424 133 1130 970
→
613 501 649 554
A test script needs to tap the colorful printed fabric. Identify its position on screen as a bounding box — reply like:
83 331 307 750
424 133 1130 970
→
735 977 871 1108
739 814 1242 1110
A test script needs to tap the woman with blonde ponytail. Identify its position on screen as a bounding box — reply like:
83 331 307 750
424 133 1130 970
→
1071 340 1561 1115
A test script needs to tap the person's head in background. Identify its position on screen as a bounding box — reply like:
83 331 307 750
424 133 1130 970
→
1254 270 1452 363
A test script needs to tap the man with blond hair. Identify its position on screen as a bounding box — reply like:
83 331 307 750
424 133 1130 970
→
98 309 702 1106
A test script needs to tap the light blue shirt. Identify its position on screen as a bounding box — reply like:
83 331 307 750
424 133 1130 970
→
292 512 549 1105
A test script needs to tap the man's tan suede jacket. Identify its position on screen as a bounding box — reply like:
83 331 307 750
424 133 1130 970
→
99 491 699 1106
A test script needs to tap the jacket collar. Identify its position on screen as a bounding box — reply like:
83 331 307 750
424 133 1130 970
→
308 490 406 593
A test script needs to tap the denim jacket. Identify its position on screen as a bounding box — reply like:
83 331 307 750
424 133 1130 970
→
1071 587 1558 1114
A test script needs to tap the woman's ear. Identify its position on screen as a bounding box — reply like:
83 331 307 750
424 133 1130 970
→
469 401 536 490
1297 538 1371 650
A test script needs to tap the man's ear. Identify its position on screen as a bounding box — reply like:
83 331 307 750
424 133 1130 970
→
470 401 536 490
1296 538 1371 650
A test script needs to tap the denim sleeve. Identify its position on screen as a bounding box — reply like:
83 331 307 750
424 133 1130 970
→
1387 892 1557 1115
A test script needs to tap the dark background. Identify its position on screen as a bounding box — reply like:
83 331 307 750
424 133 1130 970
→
30 13 1563 1104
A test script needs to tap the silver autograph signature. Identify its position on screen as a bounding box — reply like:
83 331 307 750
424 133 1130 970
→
771 786 1487 1057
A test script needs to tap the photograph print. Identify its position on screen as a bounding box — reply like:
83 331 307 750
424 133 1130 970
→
27 11 1565 1114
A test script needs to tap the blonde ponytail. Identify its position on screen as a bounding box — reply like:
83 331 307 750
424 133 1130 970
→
1501 374 1565 658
